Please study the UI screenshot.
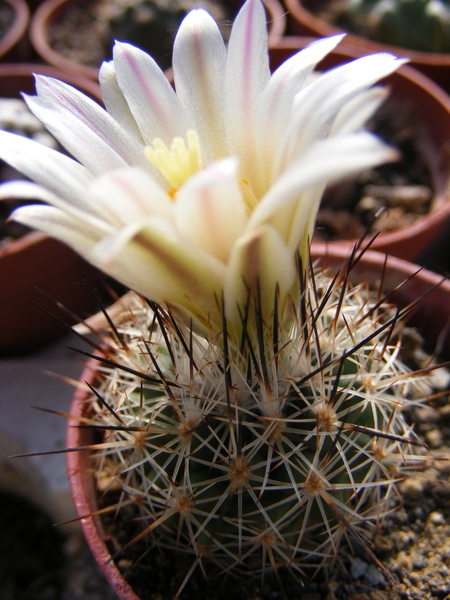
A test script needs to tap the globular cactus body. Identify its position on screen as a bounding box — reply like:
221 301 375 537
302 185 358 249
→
341 0 450 53
87 261 431 587
101 0 227 69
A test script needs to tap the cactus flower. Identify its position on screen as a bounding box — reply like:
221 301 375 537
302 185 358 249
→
0 0 402 336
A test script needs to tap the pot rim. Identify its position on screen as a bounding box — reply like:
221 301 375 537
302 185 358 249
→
0 61 102 101
30 0 287 81
0 0 30 60
284 0 450 66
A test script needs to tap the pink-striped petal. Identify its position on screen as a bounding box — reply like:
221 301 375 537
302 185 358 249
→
113 42 193 145
224 224 297 330
249 132 398 253
0 131 98 217
175 158 247 262
224 0 271 189
256 35 344 193
88 167 174 228
90 217 226 330
12 205 109 255
273 53 406 179
173 9 227 163
25 76 150 175
99 60 145 142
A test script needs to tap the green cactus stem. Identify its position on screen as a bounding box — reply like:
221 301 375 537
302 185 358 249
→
78 254 438 596
338 0 450 53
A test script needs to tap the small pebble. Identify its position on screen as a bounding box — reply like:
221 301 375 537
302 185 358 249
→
363 564 384 586
409 571 420 584
428 511 445 525
399 477 424 499
411 553 427 570
429 366 450 390
415 407 440 423
425 429 443 448
349 556 368 579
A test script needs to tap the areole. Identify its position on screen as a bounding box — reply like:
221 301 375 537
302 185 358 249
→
66 246 450 599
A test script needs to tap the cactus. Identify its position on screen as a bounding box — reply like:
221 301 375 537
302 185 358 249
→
339 0 450 53
100 0 228 70
80 252 435 595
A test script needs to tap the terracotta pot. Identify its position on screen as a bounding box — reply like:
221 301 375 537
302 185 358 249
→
30 0 286 81
0 64 103 355
0 61 101 100
67 248 450 599
269 39 450 263
283 0 450 96
0 0 30 61
67 373 140 600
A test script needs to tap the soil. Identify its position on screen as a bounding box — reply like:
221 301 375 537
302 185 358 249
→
0 1 14 42
47 0 230 72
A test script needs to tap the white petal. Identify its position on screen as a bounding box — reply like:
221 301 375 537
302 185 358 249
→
0 180 62 204
330 86 388 135
224 0 271 190
113 42 193 145
0 179 109 233
224 225 297 329
173 9 227 163
273 53 406 179
249 132 398 252
99 60 144 142
175 158 247 263
0 131 100 217
11 205 105 256
88 167 174 228
90 217 226 328
25 76 150 175
256 35 345 193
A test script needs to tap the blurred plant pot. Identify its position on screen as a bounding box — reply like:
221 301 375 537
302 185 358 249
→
0 0 30 61
0 64 103 355
66 247 450 599
269 39 450 263
30 0 286 81
283 0 450 95
0 232 107 355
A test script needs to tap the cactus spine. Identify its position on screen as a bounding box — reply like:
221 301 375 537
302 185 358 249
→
81 253 433 594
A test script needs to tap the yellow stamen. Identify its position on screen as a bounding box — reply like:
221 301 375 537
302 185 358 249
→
145 130 202 195
239 178 258 211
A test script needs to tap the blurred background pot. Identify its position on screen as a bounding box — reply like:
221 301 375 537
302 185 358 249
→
0 64 104 355
270 39 450 264
66 246 450 599
30 0 286 80
0 0 30 61
283 0 450 95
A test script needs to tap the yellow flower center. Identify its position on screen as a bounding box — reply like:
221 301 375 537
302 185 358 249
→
239 178 258 211
145 130 202 198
